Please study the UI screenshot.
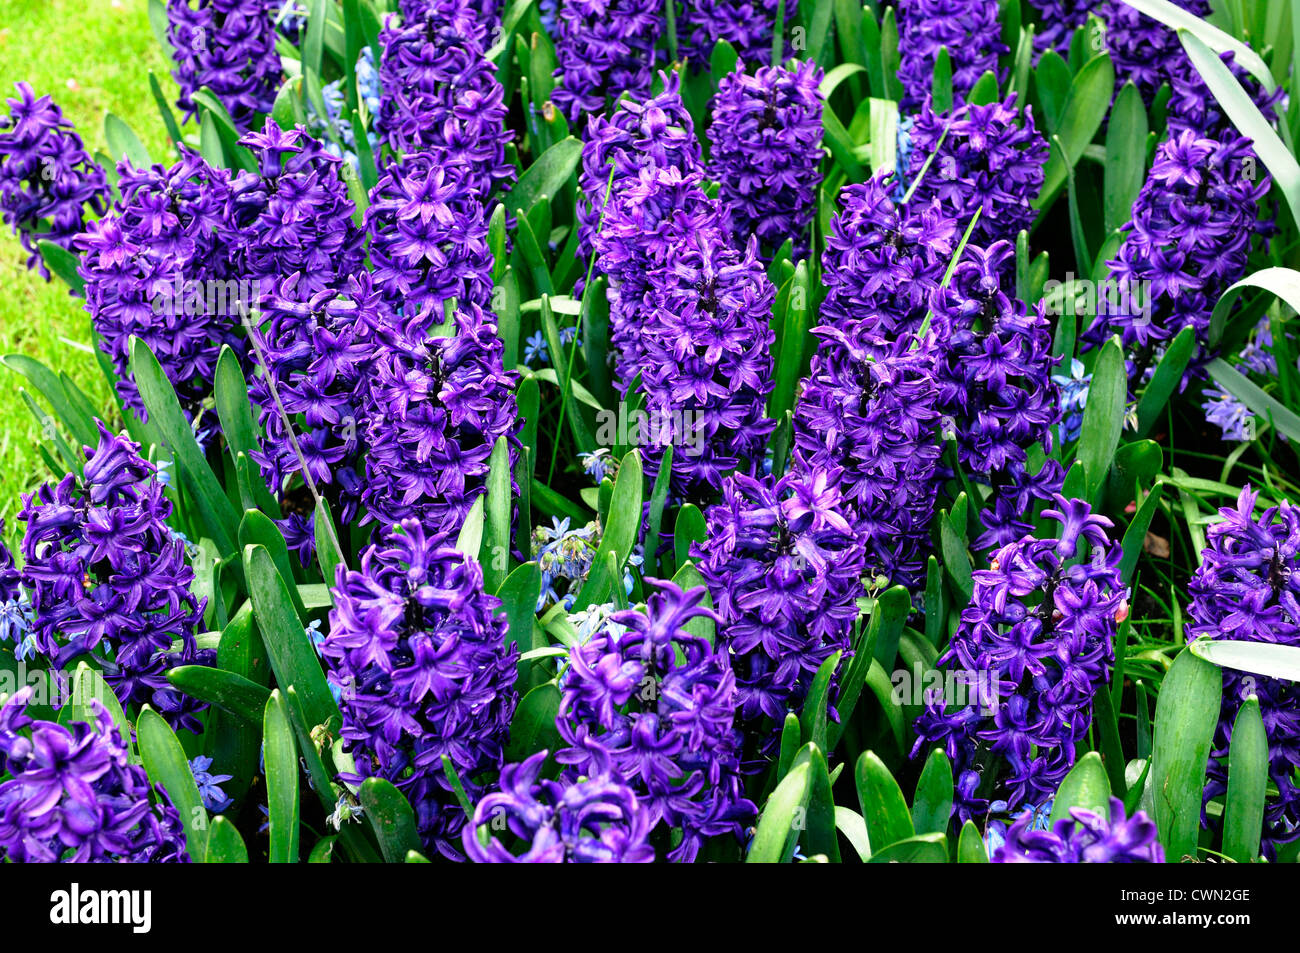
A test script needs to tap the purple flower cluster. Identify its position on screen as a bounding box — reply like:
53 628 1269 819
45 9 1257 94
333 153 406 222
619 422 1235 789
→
166 0 280 129
913 498 1125 819
229 121 365 302
0 689 190 863
707 60 824 260
323 518 519 858
362 303 519 537
78 150 238 421
1083 130 1270 373
1025 0 1098 56
905 95 1048 247
897 0 1007 111
794 335 943 591
679 0 789 68
17 423 210 733
551 0 664 121
557 580 752 861
634 226 776 498
1186 487 1300 854
464 749 654 862
992 797 1164 862
376 0 513 199
929 241 1062 548
0 83 107 278
247 273 386 559
819 173 958 339
1101 0 1209 107
365 152 493 326
696 471 864 734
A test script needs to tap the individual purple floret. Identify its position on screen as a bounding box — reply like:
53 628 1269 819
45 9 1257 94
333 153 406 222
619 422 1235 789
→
247 272 387 558
632 226 776 499
992 797 1164 863
375 0 513 200
912 497 1126 820
166 0 280 129
905 95 1048 248
556 579 753 861
551 0 665 122
17 423 210 733
362 302 519 537
896 0 1007 111
1187 487 1300 855
464 749 655 863
0 688 191 863
0 83 107 279
794 334 943 591
679 0 790 70
695 471 864 739
78 150 240 422
1083 130 1270 378
323 518 519 859
820 173 959 340
365 151 493 330
708 59 824 260
229 120 365 303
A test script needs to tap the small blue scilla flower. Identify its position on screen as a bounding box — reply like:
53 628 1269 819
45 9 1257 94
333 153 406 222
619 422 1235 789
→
327 792 364 830
189 755 234 813
523 326 578 367
579 448 614 484
0 593 37 661
983 798 1053 856
1052 358 1091 445
534 517 599 611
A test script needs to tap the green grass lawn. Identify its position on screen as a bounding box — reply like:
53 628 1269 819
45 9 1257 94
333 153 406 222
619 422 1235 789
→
0 0 178 546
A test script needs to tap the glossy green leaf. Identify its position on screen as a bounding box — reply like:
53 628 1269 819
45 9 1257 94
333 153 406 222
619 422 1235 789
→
1135 325 1197 438
1222 696 1267 863
481 436 514 593
264 690 299 864
168 665 271 725
1151 646 1221 860
799 650 842 752
572 450 642 611
957 820 987 862
359 777 422 863
855 751 914 853
36 239 85 295
1190 638 1300 684
1104 82 1148 234
747 761 811 863
1076 336 1126 504
912 749 954 835
137 707 208 859
104 113 151 169
867 832 948 863
1207 268 1300 348
1035 52 1114 208
796 744 840 863
504 682 562 763
202 816 249 863
1048 751 1111 827
508 137 582 220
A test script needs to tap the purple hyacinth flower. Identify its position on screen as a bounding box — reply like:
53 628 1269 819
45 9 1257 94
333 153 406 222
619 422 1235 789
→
551 0 665 122
708 59 824 260
78 149 240 422
375 0 514 200
912 496 1126 819
556 579 754 861
323 518 519 859
1187 487 1300 855
678 0 791 69
905 94 1048 248
0 688 191 863
993 797 1164 862
361 302 520 539
464 749 655 862
897 0 1007 111
166 0 280 129
18 422 211 734
0 83 107 279
696 471 864 744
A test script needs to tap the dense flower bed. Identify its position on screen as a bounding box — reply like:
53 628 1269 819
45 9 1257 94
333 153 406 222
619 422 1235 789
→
0 0 1297 866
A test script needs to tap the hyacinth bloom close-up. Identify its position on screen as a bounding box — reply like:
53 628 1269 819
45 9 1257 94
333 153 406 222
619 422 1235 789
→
1 0 1300 900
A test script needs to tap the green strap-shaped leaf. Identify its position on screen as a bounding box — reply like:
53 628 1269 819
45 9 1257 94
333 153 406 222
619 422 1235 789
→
1205 357 1300 443
308 836 336 863
855 751 914 853
912 749 954 835
1190 638 1300 683
1076 336 1126 504
137 708 208 859
1104 82 1148 234
1134 325 1196 438
508 137 582 220
799 650 843 752
957 819 987 862
167 665 271 725
239 509 306 620
1222 696 1268 863
1208 268 1300 348
747 761 812 863
1048 750 1112 828
480 436 514 593
867 832 948 863
360 777 422 863
795 744 840 862
1151 646 1222 860
572 450 642 611
245 544 340 729
130 337 240 554
203 816 249 863
264 690 300 863
1034 52 1114 209
504 682 562 763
